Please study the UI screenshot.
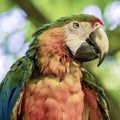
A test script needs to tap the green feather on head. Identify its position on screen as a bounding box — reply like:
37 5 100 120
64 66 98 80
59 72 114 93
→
32 14 102 38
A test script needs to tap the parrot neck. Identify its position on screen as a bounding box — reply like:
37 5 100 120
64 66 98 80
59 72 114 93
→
36 27 81 78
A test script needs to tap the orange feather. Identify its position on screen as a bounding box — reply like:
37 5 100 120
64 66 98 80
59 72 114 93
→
22 75 84 120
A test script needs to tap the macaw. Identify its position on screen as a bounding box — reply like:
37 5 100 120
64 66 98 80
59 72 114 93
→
0 14 110 120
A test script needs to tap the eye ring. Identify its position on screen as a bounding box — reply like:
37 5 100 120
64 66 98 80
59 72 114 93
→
73 22 80 29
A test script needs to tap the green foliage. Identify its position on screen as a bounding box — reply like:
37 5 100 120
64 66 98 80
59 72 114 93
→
0 0 12 13
31 0 114 21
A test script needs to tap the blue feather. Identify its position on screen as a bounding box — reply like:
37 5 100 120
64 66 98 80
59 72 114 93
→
0 86 20 120
8 87 20 118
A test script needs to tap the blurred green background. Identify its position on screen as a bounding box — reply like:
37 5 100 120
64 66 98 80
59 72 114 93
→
0 0 120 119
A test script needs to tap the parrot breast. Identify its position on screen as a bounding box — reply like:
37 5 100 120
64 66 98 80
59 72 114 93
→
21 62 84 120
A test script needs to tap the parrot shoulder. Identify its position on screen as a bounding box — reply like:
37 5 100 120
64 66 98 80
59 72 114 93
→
82 70 110 120
0 56 34 120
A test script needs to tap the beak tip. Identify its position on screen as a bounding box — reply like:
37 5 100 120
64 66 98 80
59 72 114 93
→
97 52 107 67
97 61 102 67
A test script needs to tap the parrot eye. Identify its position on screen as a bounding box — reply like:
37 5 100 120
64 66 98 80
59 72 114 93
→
94 22 100 27
73 22 80 29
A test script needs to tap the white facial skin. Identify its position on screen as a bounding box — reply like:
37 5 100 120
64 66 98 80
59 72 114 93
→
63 21 101 55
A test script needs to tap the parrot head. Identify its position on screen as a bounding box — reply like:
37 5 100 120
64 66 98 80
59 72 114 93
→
33 14 109 67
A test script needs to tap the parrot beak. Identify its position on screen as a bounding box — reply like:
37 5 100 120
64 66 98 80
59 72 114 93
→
75 28 109 66
89 28 109 66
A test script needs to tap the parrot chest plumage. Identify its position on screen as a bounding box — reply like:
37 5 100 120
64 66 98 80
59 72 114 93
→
21 62 84 120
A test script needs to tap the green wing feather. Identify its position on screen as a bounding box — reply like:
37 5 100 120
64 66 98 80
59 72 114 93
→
82 70 110 120
0 38 39 120
0 56 34 120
